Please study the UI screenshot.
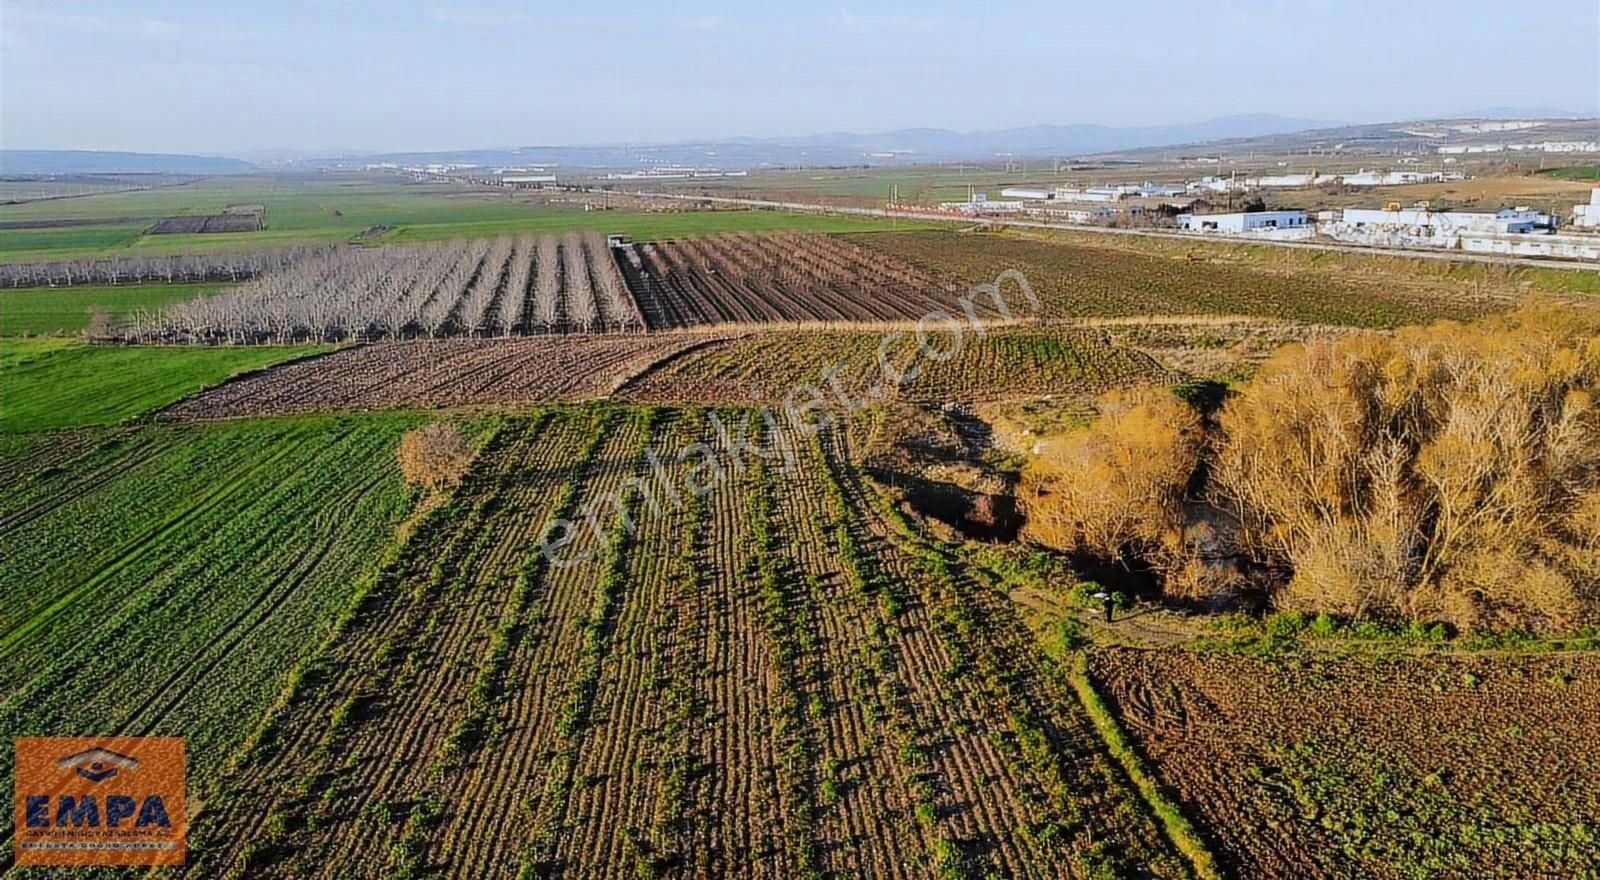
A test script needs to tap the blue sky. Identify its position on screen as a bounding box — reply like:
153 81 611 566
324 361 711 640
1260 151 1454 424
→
3 0 1597 154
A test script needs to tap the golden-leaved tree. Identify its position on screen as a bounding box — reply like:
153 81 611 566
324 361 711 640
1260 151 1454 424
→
1212 302 1600 631
1020 301 1600 632
1019 388 1202 579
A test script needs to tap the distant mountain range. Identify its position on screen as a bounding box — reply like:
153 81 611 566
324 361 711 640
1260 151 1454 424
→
323 114 1344 169
0 149 254 175
722 114 1344 158
5 112 1595 175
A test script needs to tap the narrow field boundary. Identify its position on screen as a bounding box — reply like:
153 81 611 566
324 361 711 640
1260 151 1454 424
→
1066 651 1223 880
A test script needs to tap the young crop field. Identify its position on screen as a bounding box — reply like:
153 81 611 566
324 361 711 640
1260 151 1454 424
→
0 338 322 433
161 334 730 420
0 281 231 336
0 414 425 863
0 176 931 263
850 231 1510 328
1088 647 1600 879
186 407 1194 879
620 326 1174 403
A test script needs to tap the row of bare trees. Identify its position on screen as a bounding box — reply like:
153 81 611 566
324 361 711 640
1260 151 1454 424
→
1 247 320 288
1023 301 1600 634
120 235 646 343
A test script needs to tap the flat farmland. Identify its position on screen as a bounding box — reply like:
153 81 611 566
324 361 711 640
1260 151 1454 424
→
0 414 423 861
161 334 730 420
850 231 1511 328
1088 648 1600 879
0 281 230 336
620 326 1174 403
0 176 932 263
118 232 969 343
1 339 322 433
620 232 961 326
190 408 1193 879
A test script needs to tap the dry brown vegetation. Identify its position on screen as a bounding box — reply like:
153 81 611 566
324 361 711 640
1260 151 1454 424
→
397 423 474 493
1021 388 1203 578
1021 301 1600 632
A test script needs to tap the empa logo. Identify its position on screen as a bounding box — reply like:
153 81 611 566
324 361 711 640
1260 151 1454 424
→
13 736 186 866
57 746 139 783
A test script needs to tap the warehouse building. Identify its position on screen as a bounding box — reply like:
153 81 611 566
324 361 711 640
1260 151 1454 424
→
1572 187 1600 229
1177 210 1308 234
1338 206 1541 235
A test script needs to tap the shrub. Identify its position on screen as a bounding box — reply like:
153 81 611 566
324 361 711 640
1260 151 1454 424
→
396 423 473 492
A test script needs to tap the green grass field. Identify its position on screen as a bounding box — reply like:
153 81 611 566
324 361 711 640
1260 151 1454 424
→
0 339 322 432
647 166 1074 204
0 413 422 796
1538 166 1600 181
1 281 229 336
0 176 936 262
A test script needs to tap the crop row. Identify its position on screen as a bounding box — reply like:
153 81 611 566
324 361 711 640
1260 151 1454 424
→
1090 647 1600 879
0 416 419 860
163 333 726 420
851 231 1501 329
620 232 961 328
621 327 1172 404
175 404 1211 878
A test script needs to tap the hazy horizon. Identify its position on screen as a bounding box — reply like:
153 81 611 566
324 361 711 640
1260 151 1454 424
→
4 0 1598 155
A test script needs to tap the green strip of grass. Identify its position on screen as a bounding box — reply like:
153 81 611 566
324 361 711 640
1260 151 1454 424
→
1068 652 1223 880
378 209 933 245
1537 165 1600 181
0 339 323 432
1 282 230 336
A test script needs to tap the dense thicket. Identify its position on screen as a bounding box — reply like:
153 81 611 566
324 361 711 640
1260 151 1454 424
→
1023 302 1600 632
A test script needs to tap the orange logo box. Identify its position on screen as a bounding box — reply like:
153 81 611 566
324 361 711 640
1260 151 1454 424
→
13 736 185 866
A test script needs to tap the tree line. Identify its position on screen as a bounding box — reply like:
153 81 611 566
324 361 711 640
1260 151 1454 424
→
1 247 323 288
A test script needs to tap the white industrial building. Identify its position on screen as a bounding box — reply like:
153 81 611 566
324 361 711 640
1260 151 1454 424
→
1572 187 1600 229
1177 210 1309 235
1136 181 1187 198
999 186 1052 200
1338 206 1542 235
1325 205 1569 250
937 193 1024 215
1462 232 1600 260
1340 170 1449 187
1054 184 1140 202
